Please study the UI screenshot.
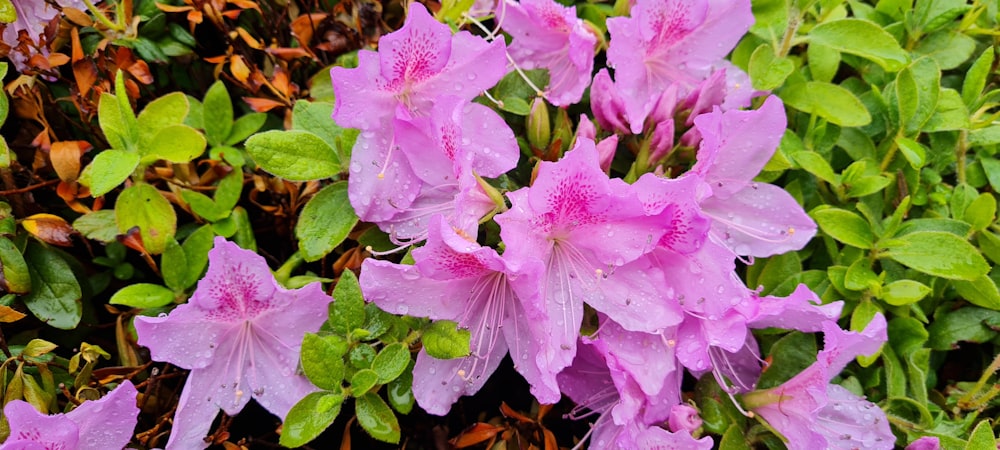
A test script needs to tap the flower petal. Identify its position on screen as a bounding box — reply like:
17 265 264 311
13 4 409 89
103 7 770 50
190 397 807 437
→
360 259 469 321
164 367 225 450
702 182 816 257
751 284 843 332
411 340 507 416
347 129 421 223
134 308 234 370
330 51 396 131
2 401 80 449
68 381 139 450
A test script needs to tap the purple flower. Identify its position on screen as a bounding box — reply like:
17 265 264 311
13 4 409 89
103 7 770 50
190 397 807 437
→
691 96 817 257
2 0 85 73
360 215 559 414
605 0 753 132
329 3 507 222
1 380 138 450
134 237 331 449
501 0 597 106
668 404 702 433
495 139 682 376
906 436 941 450
743 314 893 450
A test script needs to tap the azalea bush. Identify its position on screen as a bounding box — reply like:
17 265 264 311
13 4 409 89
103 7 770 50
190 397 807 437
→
0 0 998 448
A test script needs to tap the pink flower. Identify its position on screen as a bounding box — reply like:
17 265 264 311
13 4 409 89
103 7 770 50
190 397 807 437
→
605 0 753 132
134 238 331 449
0 380 138 450
329 3 508 223
743 314 893 450
691 96 817 257
501 0 597 106
2 0 86 73
361 214 559 413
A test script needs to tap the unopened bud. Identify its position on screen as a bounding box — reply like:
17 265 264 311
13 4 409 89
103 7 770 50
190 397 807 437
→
550 107 574 157
596 135 618 174
527 97 551 152
667 404 703 433
474 172 507 211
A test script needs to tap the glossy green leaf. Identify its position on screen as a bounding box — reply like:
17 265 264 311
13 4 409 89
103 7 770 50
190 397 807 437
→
963 193 996 232
896 58 940 135
791 151 839 185
372 343 410 384
810 206 874 249
330 269 365 335
224 113 266 146
296 182 357 262
0 237 29 294
181 225 214 288
387 367 414 414
301 333 347 390
757 332 817 389
966 420 996 450
280 392 343 448
72 210 119 243
882 231 989 280
927 307 1000 350
913 29 976 70
963 48 994 107
136 92 189 147
245 130 340 181
923 88 970 132
895 137 927 169
749 44 794 90
349 344 376 369
202 80 233 147
85 150 140 197
161 239 187 291
781 81 871 127
880 280 931 306
22 243 82 330
952 275 1000 311
355 393 400 444
422 320 471 360
181 190 227 222
115 183 177 255
351 368 379 394
109 283 175 308
807 18 908 71
144 125 206 163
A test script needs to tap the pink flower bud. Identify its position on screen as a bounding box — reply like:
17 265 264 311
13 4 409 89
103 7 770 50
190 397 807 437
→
596 135 618 174
905 437 940 450
668 404 702 433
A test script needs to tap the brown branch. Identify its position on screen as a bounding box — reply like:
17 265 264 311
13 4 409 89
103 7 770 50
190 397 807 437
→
0 178 60 196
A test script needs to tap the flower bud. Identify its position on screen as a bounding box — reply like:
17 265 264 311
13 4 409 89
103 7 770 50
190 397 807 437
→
527 97 552 152
905 437 940 450
550 106 575 157
668 404 703 433
596 135 618 174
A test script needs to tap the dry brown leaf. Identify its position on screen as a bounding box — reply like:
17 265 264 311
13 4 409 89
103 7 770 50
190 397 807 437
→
22 213 75 247
50 140 91 182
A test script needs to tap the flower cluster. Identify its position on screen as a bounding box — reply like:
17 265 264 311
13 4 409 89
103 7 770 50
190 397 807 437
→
1 0 86 74
330 0 896 448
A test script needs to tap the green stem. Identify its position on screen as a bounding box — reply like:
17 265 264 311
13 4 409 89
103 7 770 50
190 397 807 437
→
776 11 801 58
879 132 902 172
81 0 124 32
957 130 968 185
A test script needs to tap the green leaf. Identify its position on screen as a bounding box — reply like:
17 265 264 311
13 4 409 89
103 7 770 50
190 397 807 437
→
296 182 357 262
500 97 531 116
161 239 187 291
913 29 976 70
136 92 189 148
22 243 82 330
355 393 401 444
349 344 376 369
291 101 352 166
895 137 927 169
969 126 1000 147
421 320 471 359
0 3 15 28
0 237 30 294
21 339 56 358
896 58 940 135
372 343 410 384
851 300 884 366
213 170 243 213
880 280 931 306
719 424 752 450
882 231 989 280
844 259 879 292
330 269 365 335
979 232 1000 265
301 333 347 390
245 130 340 181
923 88 970 132
109 283 175 308
72 210 119 243
806 19 908 71
963 193 996 232
202 81 233 147
966 420 996 450
181 190 227 222
757 332 817 389
350 368 379 394
114 71 140 148
181 225 214 288
953 275 1000 311
224 113 266 146
790 151 839 185
748 44 794 90
781 81 871 126
280 392 343 448
143 125 206 163
927 306 1000 350
963 48 994 107
807 42 841 84
387 367 414 414
85 150 140 197
115 184 177 255
810 206 874 249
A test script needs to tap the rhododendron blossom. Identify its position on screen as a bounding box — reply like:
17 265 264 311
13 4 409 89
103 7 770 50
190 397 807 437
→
605 0 753 132
0 380 138 450
361 215 559 413
501 0 597 106
2 0 86 73
134 238 331 449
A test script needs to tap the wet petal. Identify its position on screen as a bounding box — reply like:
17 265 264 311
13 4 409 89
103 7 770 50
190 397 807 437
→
68 381 139 450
